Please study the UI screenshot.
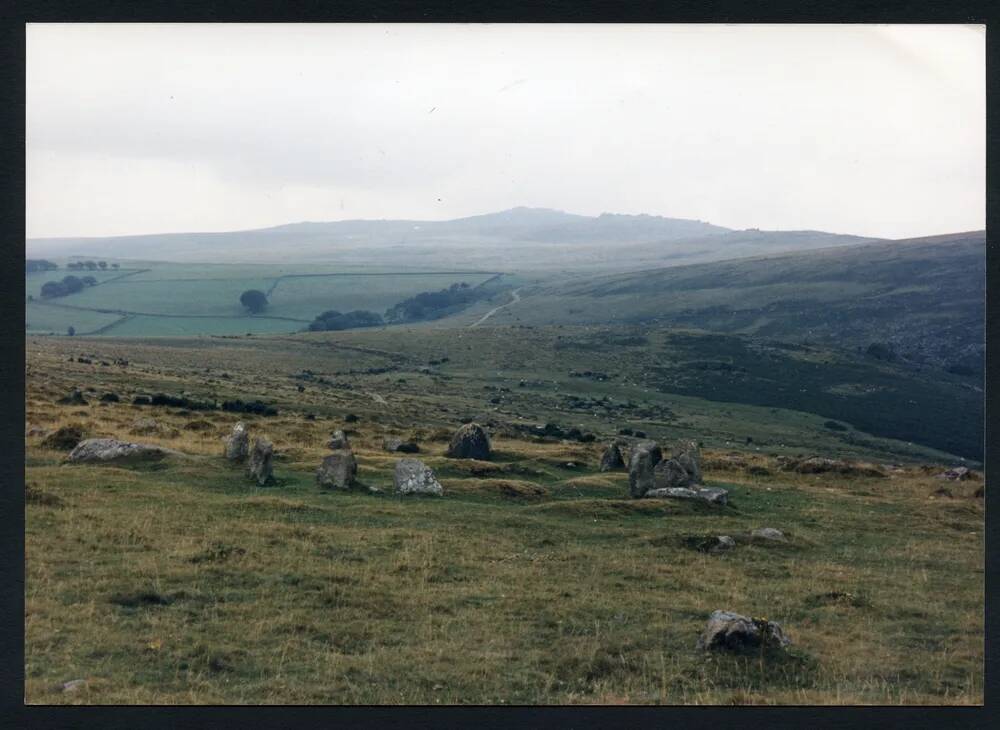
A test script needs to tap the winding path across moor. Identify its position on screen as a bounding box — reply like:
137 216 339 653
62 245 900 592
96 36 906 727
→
468 288 522 328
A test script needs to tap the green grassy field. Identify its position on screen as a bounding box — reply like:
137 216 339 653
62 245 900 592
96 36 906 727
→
25 262 502 337
25 303 124 336
23 330 984 704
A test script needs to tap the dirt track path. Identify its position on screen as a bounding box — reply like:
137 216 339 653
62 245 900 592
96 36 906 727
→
469 288 522 328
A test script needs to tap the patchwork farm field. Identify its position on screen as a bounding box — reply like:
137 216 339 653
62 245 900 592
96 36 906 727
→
26 268 132 297
25 261 502 336
25 304 124 336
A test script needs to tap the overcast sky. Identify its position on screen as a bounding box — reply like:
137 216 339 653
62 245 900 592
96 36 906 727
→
27 23 984 240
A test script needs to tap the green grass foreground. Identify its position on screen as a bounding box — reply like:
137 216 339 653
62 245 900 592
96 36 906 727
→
26 442 983 705
24 332 983 704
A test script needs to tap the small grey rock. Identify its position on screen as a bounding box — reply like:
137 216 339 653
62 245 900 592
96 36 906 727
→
394 458 444 496
56 389 88 406
697 610 791 652
713 535 737 552
646 485 728 505
751 527 786 543
699 487 729 505
647 486 697 499
383 436 420 453
61 679 87 693
67 438 179 464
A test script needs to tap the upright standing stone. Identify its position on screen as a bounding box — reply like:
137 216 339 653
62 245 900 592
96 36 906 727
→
327 430 350 450
653 458 692 490
673 439 703 484
225 422 250 462
599 443 625 472
446 423 492 460
628 442 662 498
316 450 358 490
247 437 274 486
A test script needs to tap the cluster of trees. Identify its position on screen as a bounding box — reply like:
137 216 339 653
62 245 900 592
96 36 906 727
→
66 260 116 271
300 281 496 333
307 309 384 332
25 259 58 273
40 274 98 299
384 282 488 323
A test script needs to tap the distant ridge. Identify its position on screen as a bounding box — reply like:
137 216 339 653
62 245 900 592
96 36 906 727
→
30 207 728 242
25 207 910 273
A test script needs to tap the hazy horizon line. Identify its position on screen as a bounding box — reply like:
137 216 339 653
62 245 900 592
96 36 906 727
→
25 204 984 243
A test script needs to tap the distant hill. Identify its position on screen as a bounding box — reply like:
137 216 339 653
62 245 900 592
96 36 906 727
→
499 231 985 373
26 207 729 264
26 207 890 272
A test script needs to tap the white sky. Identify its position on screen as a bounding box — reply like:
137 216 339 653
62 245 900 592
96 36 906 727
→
26 23 985 239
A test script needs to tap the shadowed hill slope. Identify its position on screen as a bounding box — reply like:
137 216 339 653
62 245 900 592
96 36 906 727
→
498 231 985 371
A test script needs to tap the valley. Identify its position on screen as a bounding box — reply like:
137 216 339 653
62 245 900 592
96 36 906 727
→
23 211 986 706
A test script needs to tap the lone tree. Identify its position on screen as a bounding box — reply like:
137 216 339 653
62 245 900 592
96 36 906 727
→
67 326 76 336
240 289 269 314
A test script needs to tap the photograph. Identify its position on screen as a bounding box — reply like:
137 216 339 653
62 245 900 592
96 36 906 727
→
23 22 984 705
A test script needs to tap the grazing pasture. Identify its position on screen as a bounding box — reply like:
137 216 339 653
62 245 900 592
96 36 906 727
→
23 332 984 704
24 262 503 336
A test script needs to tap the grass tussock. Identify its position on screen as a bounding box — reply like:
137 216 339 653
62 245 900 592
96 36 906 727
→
445 479 550 502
